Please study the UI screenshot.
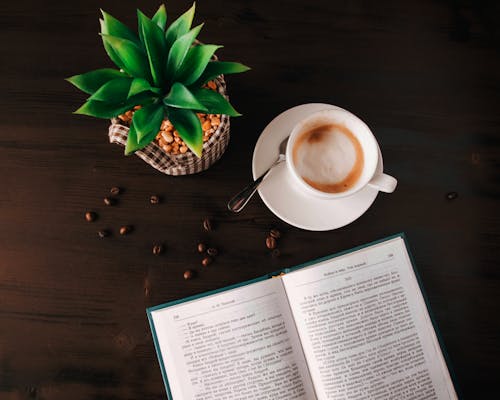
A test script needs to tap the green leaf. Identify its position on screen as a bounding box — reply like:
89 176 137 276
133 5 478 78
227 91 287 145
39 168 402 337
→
166 24 203 81
163 82 208 111
191 88 241 116
167 107 203 157
125 111 162 155
88 77 133 102
133 103 164 142
66 69 126 95
101 34 152 81
128 78 160 98
152 4 167 31
176 44 222 85
137 10 167 87
195 61 250 85
125 122 143 155
101 9 140 45
74 100 135 119
165 2 196 49
100 10 141 70
74 93 157 119
100 19 125 70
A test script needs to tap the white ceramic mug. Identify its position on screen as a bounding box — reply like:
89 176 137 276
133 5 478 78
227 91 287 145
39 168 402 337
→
286 107 397 199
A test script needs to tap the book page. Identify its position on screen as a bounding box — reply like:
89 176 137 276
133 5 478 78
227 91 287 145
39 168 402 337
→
150 277 317 400
282 237 458 400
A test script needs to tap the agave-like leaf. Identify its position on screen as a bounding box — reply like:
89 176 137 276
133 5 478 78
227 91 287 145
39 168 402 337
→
165 2 195 49
101 34 152 81
137 10 167 88
195 61 250 85
74 99 135 119
101 9 140 45
165 24 203 81
152 4 167 31
125 121 142 155
167 107 203 157
88 77 133 102
66 68 126 95
74 93 156 119
100 10 141 71
128 78 159 98
100 19 125 70
163 82 208 111
176 44 222 85
133 102 164 142
191 88 241 116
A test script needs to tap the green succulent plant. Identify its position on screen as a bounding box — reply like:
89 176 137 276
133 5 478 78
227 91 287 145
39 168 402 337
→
67 3 249 157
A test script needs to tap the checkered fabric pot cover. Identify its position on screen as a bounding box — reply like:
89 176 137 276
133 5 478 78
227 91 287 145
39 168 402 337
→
108 76 230 176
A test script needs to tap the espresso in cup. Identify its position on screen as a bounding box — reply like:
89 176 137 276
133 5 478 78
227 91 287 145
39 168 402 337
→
292 122 364 193
286 107 397 199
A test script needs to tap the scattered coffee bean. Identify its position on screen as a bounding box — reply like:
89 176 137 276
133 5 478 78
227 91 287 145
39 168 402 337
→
446 191 458 200
150 195 161 204
104 197 116 206
152 244 164 255
119 225 133 235
269 228 281 239
110 186 121 195
272 248 281 258
98 229 110 238
266 236 277 250
183 269 195 280
202 217 213 232
197 242 207 253
85 211 97 222
201 256 213 267
207 247 218 257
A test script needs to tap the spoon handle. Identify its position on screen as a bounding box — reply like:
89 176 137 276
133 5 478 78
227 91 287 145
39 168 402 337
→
227 171 269 213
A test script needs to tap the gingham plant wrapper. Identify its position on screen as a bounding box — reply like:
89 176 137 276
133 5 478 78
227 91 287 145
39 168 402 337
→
108 77 230 176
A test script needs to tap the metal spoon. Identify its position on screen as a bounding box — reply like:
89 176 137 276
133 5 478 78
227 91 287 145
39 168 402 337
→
227 136 289 213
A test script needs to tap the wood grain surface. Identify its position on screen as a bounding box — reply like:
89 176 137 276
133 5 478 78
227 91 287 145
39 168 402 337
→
1 0 499 398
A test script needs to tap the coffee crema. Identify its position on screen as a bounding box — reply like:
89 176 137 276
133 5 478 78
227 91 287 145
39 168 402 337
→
292 122 364 193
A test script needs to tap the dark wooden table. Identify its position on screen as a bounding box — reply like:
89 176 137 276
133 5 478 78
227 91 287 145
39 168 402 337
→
1 0 499 398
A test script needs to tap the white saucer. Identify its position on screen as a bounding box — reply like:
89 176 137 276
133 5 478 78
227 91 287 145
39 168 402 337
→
252 103 382 231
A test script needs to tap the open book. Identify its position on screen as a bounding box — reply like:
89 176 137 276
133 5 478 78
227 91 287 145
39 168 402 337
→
147 234 458 400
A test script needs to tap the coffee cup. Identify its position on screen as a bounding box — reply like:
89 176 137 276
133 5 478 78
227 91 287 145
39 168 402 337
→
286 107 397 199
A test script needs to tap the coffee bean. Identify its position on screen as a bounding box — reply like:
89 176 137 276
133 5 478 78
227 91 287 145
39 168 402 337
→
183 269 195 280
446 191 458 200
98 229 110 238
207 247 218 257
28 387 37 397
119 225 133 235
197 242 207 253
201 256 213 267
110 186 121 195
85 211 97 222
269 228 281 239
104 197 116 206
150 195 161 204
272 248 281 258
152 244 164 255
202 217 213 232
266 236 277 249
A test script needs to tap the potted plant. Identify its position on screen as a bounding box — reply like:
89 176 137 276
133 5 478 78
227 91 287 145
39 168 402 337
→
67 3 249 175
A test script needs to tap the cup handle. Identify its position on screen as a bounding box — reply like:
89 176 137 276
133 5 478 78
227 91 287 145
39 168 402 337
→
368 173 397 193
